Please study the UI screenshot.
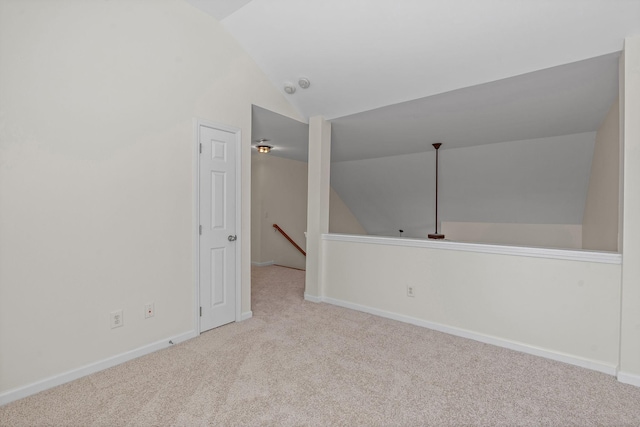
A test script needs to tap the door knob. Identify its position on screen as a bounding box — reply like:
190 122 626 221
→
228 235 237 241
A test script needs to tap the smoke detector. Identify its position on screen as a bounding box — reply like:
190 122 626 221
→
298 78 311 89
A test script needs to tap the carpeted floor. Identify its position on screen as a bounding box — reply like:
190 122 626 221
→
2 264 640 426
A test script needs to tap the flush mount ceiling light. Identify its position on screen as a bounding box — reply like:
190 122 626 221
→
284 83 296 94
298 77 311 89
255 138 272 153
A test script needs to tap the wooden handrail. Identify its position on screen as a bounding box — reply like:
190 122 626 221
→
273 224 306 256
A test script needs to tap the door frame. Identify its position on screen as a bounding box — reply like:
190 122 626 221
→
192 118 243 335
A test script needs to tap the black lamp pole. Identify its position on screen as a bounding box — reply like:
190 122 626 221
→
428 143 445 239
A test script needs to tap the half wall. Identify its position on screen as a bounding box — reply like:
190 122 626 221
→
321 234 621 374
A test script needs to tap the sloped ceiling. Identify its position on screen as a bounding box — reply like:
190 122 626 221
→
330 53 618 162
252 105 309 162
251 52 617 163
189 0 639 121
197 0 632 162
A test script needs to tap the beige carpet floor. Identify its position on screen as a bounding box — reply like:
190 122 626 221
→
2 264 640 426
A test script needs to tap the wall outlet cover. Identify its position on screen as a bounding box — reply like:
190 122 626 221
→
110 309 124 329
144 302 154 318
407 285 415 297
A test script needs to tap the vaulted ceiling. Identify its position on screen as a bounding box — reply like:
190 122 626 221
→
187 0 637 162
188 0 636 119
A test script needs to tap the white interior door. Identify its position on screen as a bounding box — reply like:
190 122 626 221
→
199 123 238 332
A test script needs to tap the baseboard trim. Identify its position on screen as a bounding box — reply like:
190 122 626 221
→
304 293 322 303
240 311 253 321
322 296 617 376
252 261 275 267
617 371 640 387
0 330 197 406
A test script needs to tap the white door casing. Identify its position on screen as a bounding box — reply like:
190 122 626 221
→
195 120 241 333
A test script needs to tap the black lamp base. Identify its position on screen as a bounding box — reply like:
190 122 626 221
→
428 233 445 240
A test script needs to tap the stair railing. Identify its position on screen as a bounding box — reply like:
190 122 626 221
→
272 224 306 256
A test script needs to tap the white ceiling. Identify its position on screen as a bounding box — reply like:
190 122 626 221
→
251 105 309 162
188 0 636 163
331 53 619 162
251 53 618 163
189 0 639 121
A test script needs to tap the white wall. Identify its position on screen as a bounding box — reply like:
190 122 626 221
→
321 236 622 373
252 153 308 269
582 100 620 251
305 116 332 298
251 152 365 270
331 133 595 242
619 36 640 386
0 0 301 398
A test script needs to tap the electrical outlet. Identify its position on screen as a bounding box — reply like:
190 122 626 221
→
110 309 124 329
407 285 415 297
144 302 154 319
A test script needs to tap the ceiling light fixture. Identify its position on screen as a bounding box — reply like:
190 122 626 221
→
298 77 311 89
284 83 296 94
255 138 272 153
257 145 272 153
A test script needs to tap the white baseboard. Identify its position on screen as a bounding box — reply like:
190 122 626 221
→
304 293 322 303
321 296 618 376
617 371 640 387
252 261 274 267
240 311 253 321
0 330 197 406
